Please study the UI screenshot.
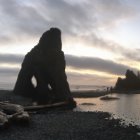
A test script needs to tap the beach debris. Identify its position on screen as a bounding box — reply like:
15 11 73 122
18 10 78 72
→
24 100 76 111
9 111 30 123
100 96 120 101
0 99 76 128
0 111 8 128
0 102 30 128
0 102 24 114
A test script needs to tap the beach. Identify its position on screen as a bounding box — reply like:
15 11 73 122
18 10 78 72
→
0 90 140 140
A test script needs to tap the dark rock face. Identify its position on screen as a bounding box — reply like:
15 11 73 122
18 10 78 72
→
13 28 74 104
115 70 140 90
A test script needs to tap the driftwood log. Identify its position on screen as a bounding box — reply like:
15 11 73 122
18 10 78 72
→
0 100 76 128
24 101 69 111
0 102 30 128
0 102 24 113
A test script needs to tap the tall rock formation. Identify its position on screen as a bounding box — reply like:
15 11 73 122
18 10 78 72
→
114 69 140 90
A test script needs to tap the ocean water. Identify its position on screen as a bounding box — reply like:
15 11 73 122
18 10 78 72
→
0 83 14 90
70 85 108 91
0 84 108 91
75 93 140 126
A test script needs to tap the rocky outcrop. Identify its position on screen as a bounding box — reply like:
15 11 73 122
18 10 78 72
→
13 28 75 105
114 69 140 90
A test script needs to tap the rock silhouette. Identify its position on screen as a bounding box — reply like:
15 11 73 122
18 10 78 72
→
114 69 140 90
13 28 75 106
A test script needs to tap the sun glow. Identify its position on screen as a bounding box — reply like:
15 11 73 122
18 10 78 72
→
0 64 20 69
66 66 122 78
66 67 120 86
63 41 116 61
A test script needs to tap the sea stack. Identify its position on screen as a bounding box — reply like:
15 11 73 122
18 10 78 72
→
114 69 140 90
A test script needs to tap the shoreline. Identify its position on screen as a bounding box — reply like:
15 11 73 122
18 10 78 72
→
0 90 109 100
0 90 140 139
0 111 140 140
1 89 140 99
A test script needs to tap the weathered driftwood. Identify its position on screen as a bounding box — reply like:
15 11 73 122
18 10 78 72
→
0 102 30 128
0 100 76 128
24 101 69 111
0 102 24 114
0 111 8 128
10 111 30 123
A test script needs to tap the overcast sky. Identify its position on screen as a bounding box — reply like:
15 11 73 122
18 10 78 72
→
0 0 140 89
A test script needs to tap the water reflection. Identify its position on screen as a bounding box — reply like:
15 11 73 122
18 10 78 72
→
74 93 140 126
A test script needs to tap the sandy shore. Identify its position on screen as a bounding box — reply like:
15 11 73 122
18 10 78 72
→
0 90 140 140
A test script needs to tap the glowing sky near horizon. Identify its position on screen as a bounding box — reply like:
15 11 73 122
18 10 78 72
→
0 0 140 89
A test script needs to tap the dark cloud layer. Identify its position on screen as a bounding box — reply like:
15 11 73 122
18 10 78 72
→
65 55 137 75
67 71 114 86
0 53 23 64
0 53 137 76
0 67 19 76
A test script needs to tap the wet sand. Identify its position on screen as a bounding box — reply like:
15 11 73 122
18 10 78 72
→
0 90 140 140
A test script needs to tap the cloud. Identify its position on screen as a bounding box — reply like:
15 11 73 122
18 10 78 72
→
0 0 138 62
0 0 91 43
76 32 140 63
0 53 23 64
0 0 136 44
0 67 19 89
67 71 115 86
65 54 138 75
0 53 137 76
0 67 113 89
123 50 140 61
0 52 138 89
0 0 139 88
93 0 135 27
0 0 50 44
0 67 19 76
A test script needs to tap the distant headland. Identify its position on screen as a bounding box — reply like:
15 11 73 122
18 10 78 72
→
114 69 140 91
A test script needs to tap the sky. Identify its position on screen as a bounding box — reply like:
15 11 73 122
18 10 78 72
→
0 0 140 89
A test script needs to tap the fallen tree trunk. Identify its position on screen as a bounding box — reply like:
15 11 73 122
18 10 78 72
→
0 102 24 114
10 111 30 123
0 100 76 128
0 102 30 127
24 101 69 111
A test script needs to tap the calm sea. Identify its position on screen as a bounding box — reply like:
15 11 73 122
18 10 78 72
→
70 85 108 91
0 84 108 91
74 93 140 126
